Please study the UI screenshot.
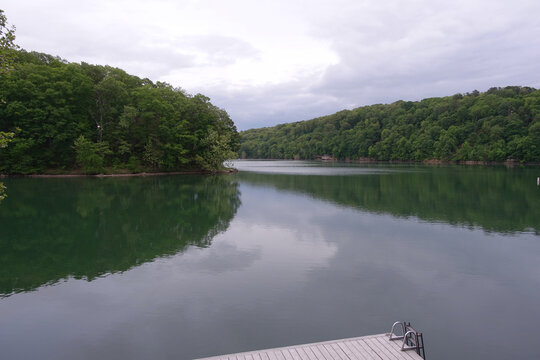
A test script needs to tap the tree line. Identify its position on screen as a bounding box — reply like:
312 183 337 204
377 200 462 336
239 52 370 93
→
0 50 240 174
240 87 540 163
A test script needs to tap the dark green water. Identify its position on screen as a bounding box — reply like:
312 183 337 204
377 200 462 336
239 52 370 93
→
0 161 539 360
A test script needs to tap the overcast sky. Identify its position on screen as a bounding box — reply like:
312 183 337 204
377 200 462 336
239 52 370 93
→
3 0 540 130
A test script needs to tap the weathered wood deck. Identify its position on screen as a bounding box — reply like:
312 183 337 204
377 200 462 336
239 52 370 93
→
194 333 424 360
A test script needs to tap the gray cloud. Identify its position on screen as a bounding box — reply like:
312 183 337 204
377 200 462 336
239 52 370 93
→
198 0 540 130
205 81 345 130
7 1 260 80
310 1 540 109
24 27 259 80
179 35 261 65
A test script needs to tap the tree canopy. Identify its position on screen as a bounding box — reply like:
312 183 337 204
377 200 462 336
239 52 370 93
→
0 50 239 174
240 87 540 163
0 9 17 199
0 9 18 75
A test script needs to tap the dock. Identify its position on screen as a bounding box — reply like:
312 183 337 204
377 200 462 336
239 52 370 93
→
195 332 424 360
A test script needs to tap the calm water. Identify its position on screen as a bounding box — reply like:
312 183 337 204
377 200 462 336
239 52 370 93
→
1 161 539 360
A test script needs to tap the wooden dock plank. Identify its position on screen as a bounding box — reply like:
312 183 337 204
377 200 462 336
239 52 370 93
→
267 350 280 360
194 334 423 360
338 341 368 360
326 343 349 360
369 336 422 360
364 338 398 360
288 348 304 360
317 344 337 360
281 349 295 360
326 343 347 360
329 343 349 359
334 342 355 360
335 345 351 360
350 339 381 360
310 345 330 360
300 345 321 360
275 350 287 360
382 338 418 360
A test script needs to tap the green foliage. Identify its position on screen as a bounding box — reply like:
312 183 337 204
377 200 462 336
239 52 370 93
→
0 49 239 174
240 87 540 163
126 156 142 173
0 182 5 201
196 129 238 170
0 9 18 74
0 130 14 201
0 130 14 148
143 138 163 169
74 135 112 174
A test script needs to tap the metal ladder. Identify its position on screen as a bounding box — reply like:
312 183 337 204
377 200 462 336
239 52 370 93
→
388 321 426 359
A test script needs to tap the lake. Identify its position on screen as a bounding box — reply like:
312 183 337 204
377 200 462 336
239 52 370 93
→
1 160 539 360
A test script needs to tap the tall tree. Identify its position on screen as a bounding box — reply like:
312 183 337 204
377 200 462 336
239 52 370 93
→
0 9 17 200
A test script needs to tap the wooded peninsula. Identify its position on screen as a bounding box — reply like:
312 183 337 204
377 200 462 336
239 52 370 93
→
0 50 240 175
240 87 540 163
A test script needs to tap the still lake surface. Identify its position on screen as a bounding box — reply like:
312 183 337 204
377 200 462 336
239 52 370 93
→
1 160 539 360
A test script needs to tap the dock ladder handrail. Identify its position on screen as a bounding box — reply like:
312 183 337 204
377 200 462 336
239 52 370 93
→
388 321 426 359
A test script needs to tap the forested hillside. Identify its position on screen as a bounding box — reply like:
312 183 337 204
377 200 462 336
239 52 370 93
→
240 87 540 162
0 50 239 174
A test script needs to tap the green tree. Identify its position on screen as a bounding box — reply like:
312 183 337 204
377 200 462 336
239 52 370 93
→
0 131 13 200
0 9 18 200
74 135 112 174
0 9 18 74
195 129 237 170
143 137 163 169
88 70 129 142
0 9 16 140
240 86 539 163
0 49 239 174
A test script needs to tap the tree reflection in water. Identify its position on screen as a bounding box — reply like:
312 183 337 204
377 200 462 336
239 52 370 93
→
0 175 241 297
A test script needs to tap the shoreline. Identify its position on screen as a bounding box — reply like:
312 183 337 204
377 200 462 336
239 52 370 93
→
0 168 238 178
239 158 540 166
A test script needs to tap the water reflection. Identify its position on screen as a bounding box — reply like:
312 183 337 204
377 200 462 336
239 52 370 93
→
233 160 398 175
1 164 539 360
0 183 340 360
0 175 240 297
234 161 540 234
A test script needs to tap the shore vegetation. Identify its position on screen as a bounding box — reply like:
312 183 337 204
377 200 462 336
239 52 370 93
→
240 87 540 163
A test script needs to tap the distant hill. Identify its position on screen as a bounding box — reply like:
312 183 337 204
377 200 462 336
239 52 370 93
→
240 86 540 163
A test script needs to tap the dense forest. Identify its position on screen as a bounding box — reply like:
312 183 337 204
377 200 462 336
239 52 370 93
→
240 87 540 163
0 51 239 174
0 10 239 175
